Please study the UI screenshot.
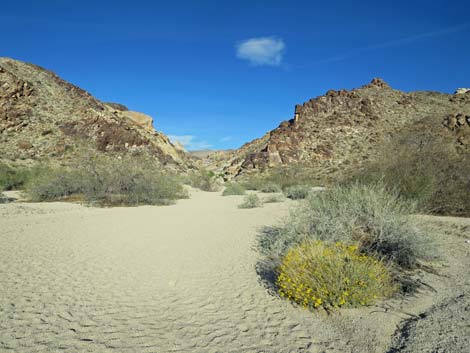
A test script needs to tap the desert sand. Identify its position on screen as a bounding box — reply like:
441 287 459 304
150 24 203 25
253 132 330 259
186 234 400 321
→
1 189 469 353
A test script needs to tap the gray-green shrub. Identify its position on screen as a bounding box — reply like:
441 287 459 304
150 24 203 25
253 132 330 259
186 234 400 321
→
240 165 320 191
26 168 85 201
239 193 262 209
0 163 38 191
284 185 311 200
351 127 470 216
26 156 188 206
260 183 430 269
260 182 282 193
222 183 246 196
263 194 285 203
185 169 223 192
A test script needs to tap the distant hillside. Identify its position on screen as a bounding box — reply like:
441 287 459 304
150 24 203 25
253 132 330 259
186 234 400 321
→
218 78 470 180
0 57 192 170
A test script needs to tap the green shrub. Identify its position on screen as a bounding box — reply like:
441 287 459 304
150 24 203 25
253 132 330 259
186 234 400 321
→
277 240 396 309
260 184 430 269
284 185 311 200
260 182 282 193
222 183 246 196
239 193 262 209
26 156 188 206
263 194 285 203
185 169 223 192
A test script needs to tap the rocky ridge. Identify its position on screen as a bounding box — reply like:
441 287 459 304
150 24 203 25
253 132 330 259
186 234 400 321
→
0 57 190 169
217 78 470 180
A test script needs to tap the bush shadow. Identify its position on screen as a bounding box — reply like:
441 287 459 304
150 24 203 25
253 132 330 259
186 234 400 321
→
254 226 283 295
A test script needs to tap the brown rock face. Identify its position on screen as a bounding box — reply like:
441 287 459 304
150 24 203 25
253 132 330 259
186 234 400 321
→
221 78 470 180
0 57 190 169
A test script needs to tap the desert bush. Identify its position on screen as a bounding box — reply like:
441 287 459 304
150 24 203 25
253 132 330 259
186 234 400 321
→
284 185 311 200
0 163 18 190
185 169 223 192
26 156 188 206
240 165 320 191
240 175 265 191
0 163 37 191
26 168 85 201
351 127 470 216
238 193 262 209
260 182 282 193
222 183 246 196
277 240 396 309
260 184 429 269
263 194 285 203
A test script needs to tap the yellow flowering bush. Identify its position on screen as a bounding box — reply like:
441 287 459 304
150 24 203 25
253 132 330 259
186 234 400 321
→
277 240 396 310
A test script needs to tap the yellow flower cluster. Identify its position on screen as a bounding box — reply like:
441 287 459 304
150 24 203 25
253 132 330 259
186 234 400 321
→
276 240 395 310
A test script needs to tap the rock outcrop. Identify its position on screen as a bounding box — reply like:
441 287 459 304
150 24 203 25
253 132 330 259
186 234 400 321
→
219 78 470 180
121 111 154 132
0 57 191 169
105 102 129 111
443 112 470 146
455 88 470 94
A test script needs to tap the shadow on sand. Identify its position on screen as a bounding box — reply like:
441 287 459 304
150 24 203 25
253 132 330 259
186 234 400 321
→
0 196 16 204
254 226 284 296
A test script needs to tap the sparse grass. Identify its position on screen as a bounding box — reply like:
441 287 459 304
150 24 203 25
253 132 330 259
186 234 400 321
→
260 182 282 193
260 183 430 270
277 240 396 310
222 183 246 196
263 194 285 203
238 193 262 209
185 169 223 192
284 185 311 200
26 156 188 206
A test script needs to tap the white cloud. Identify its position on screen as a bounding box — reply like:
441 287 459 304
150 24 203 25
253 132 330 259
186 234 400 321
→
168 135 212 151
236 37 285 66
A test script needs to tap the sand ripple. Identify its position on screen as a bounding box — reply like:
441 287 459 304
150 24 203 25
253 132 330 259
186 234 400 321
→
1 192 469 352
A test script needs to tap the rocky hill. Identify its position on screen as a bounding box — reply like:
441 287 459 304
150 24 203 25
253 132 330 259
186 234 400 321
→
0 57 190 169
219 78 470 180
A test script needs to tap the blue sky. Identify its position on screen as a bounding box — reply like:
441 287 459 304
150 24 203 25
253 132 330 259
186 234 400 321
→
2 0 469 150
